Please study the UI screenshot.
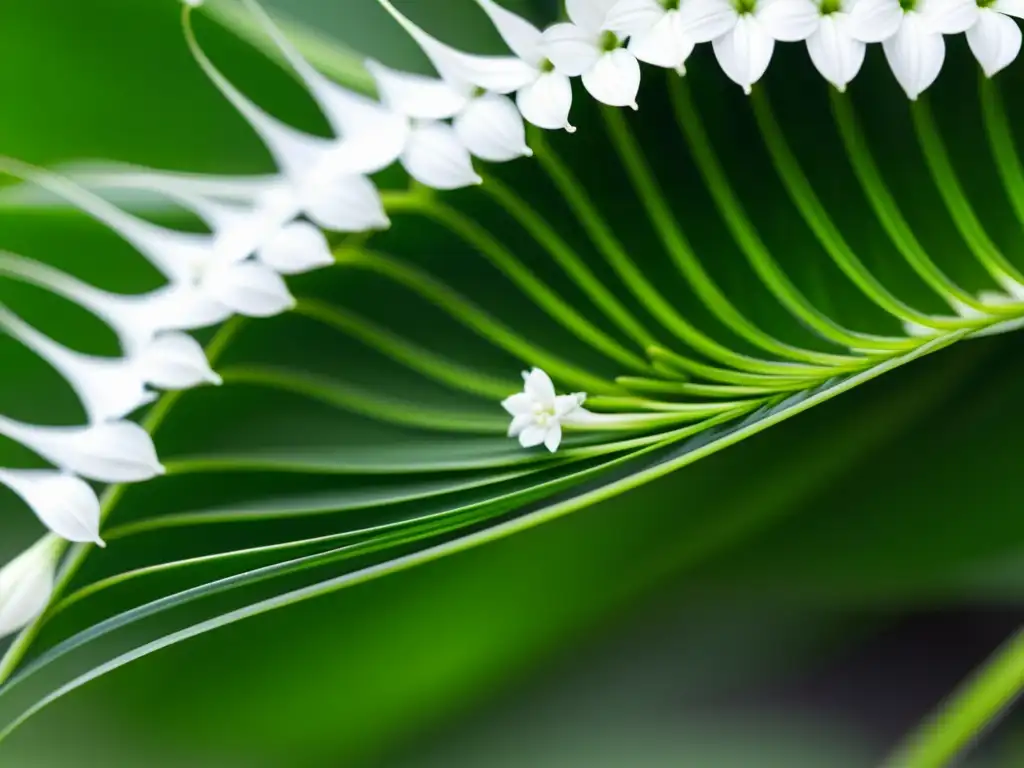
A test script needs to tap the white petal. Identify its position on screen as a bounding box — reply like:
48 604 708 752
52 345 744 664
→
0 305 156 423
507 413 533 437
375 0 536 92
242 0 408 172
502 392 535 416
454 94 532 162
555 392 587 417
517 72 575 132
201 260 296 318
919 0 979 33
567 0 621 31
542 23 603 76
135 332 222 390
0 417 165 483
627 11 697 70
882 14 945 99
0 470 103 545
605 0 667 37
401 122 482 190
365 60 470 120
967 8 1022 76
256 220 334 275
295 165 389 233
543 422 563 452
0 539 59 640
582 49 642 107
518 424 548 448
806 16 867 90
994 0 1024 18
475 0 546 65
713 17 776 94
523 367 557 406
757 0 821 41
676 0 740 43
847 0 903 41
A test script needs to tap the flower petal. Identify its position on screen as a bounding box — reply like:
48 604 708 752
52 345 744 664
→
135 332 222 389
0 539 59 640
882 14 945 99
401 122 482 190
582 49 642 107
542 22 602 76
0 469 103 545
605 0 667 38
543 422 563 452
523 367 557 406
712 16 776 94
507 413 533 437
365 59 470 120
454 94 532 162
502 392 534 416
994 0 1024 18
296 165 389 233
627 11 697 70
919 0 979 33
256 220 335 275
967 7 1023 76
806 16 867 90
518 424 548 448
555 393 587 417
757 0 821 41
567 0 622 31
474 0 546 65
676 0 739 43
847 0 903 41
375 0 535 92
517 72 575 132
202 260 296 318
0 417 165 483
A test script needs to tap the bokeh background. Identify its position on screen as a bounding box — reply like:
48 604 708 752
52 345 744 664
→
3 0 1024 765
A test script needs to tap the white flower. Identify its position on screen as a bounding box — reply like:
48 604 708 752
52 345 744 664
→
605 0 701 73
0 417 165 483
0 538 60 640
474 0 577 131
501 368 587 452
133 332 223 390
677 0 820 93
848 0 978 99
542 0 643 108
801 0 868 91
0 469 103 545
967 0 1024 76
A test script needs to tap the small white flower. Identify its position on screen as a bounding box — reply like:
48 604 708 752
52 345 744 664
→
605 0 700 73
502 368 587 452
134 332 223 390
681 0 820 93
967 0 1024 76
474 0 577 131
802 0 869 91
0 538 61 640
849 0 978 99
0 469 104 545
0 417 165 483
254 220 334 275
542 0 643 109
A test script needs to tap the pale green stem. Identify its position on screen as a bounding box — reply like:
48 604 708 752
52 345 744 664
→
910 95 1024 287
883 626 1024 768
979 75 1024 235
669 78 912 354
601 106 865 371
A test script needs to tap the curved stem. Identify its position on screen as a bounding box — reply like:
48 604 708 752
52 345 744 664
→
884 626 1024 768
979 75 1024 236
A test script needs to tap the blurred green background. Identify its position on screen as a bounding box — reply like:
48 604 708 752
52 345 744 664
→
4 0 1024 765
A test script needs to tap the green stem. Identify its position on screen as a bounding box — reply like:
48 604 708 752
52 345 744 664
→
884 626 1024 768
979 75 1024 238
0 319 246 685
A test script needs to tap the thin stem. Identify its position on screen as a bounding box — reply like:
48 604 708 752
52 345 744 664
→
884 626 1024 768
910 95 1024 286
669 77 911 354
0 319 246 685
979 75 1024 236
602 106 865 370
